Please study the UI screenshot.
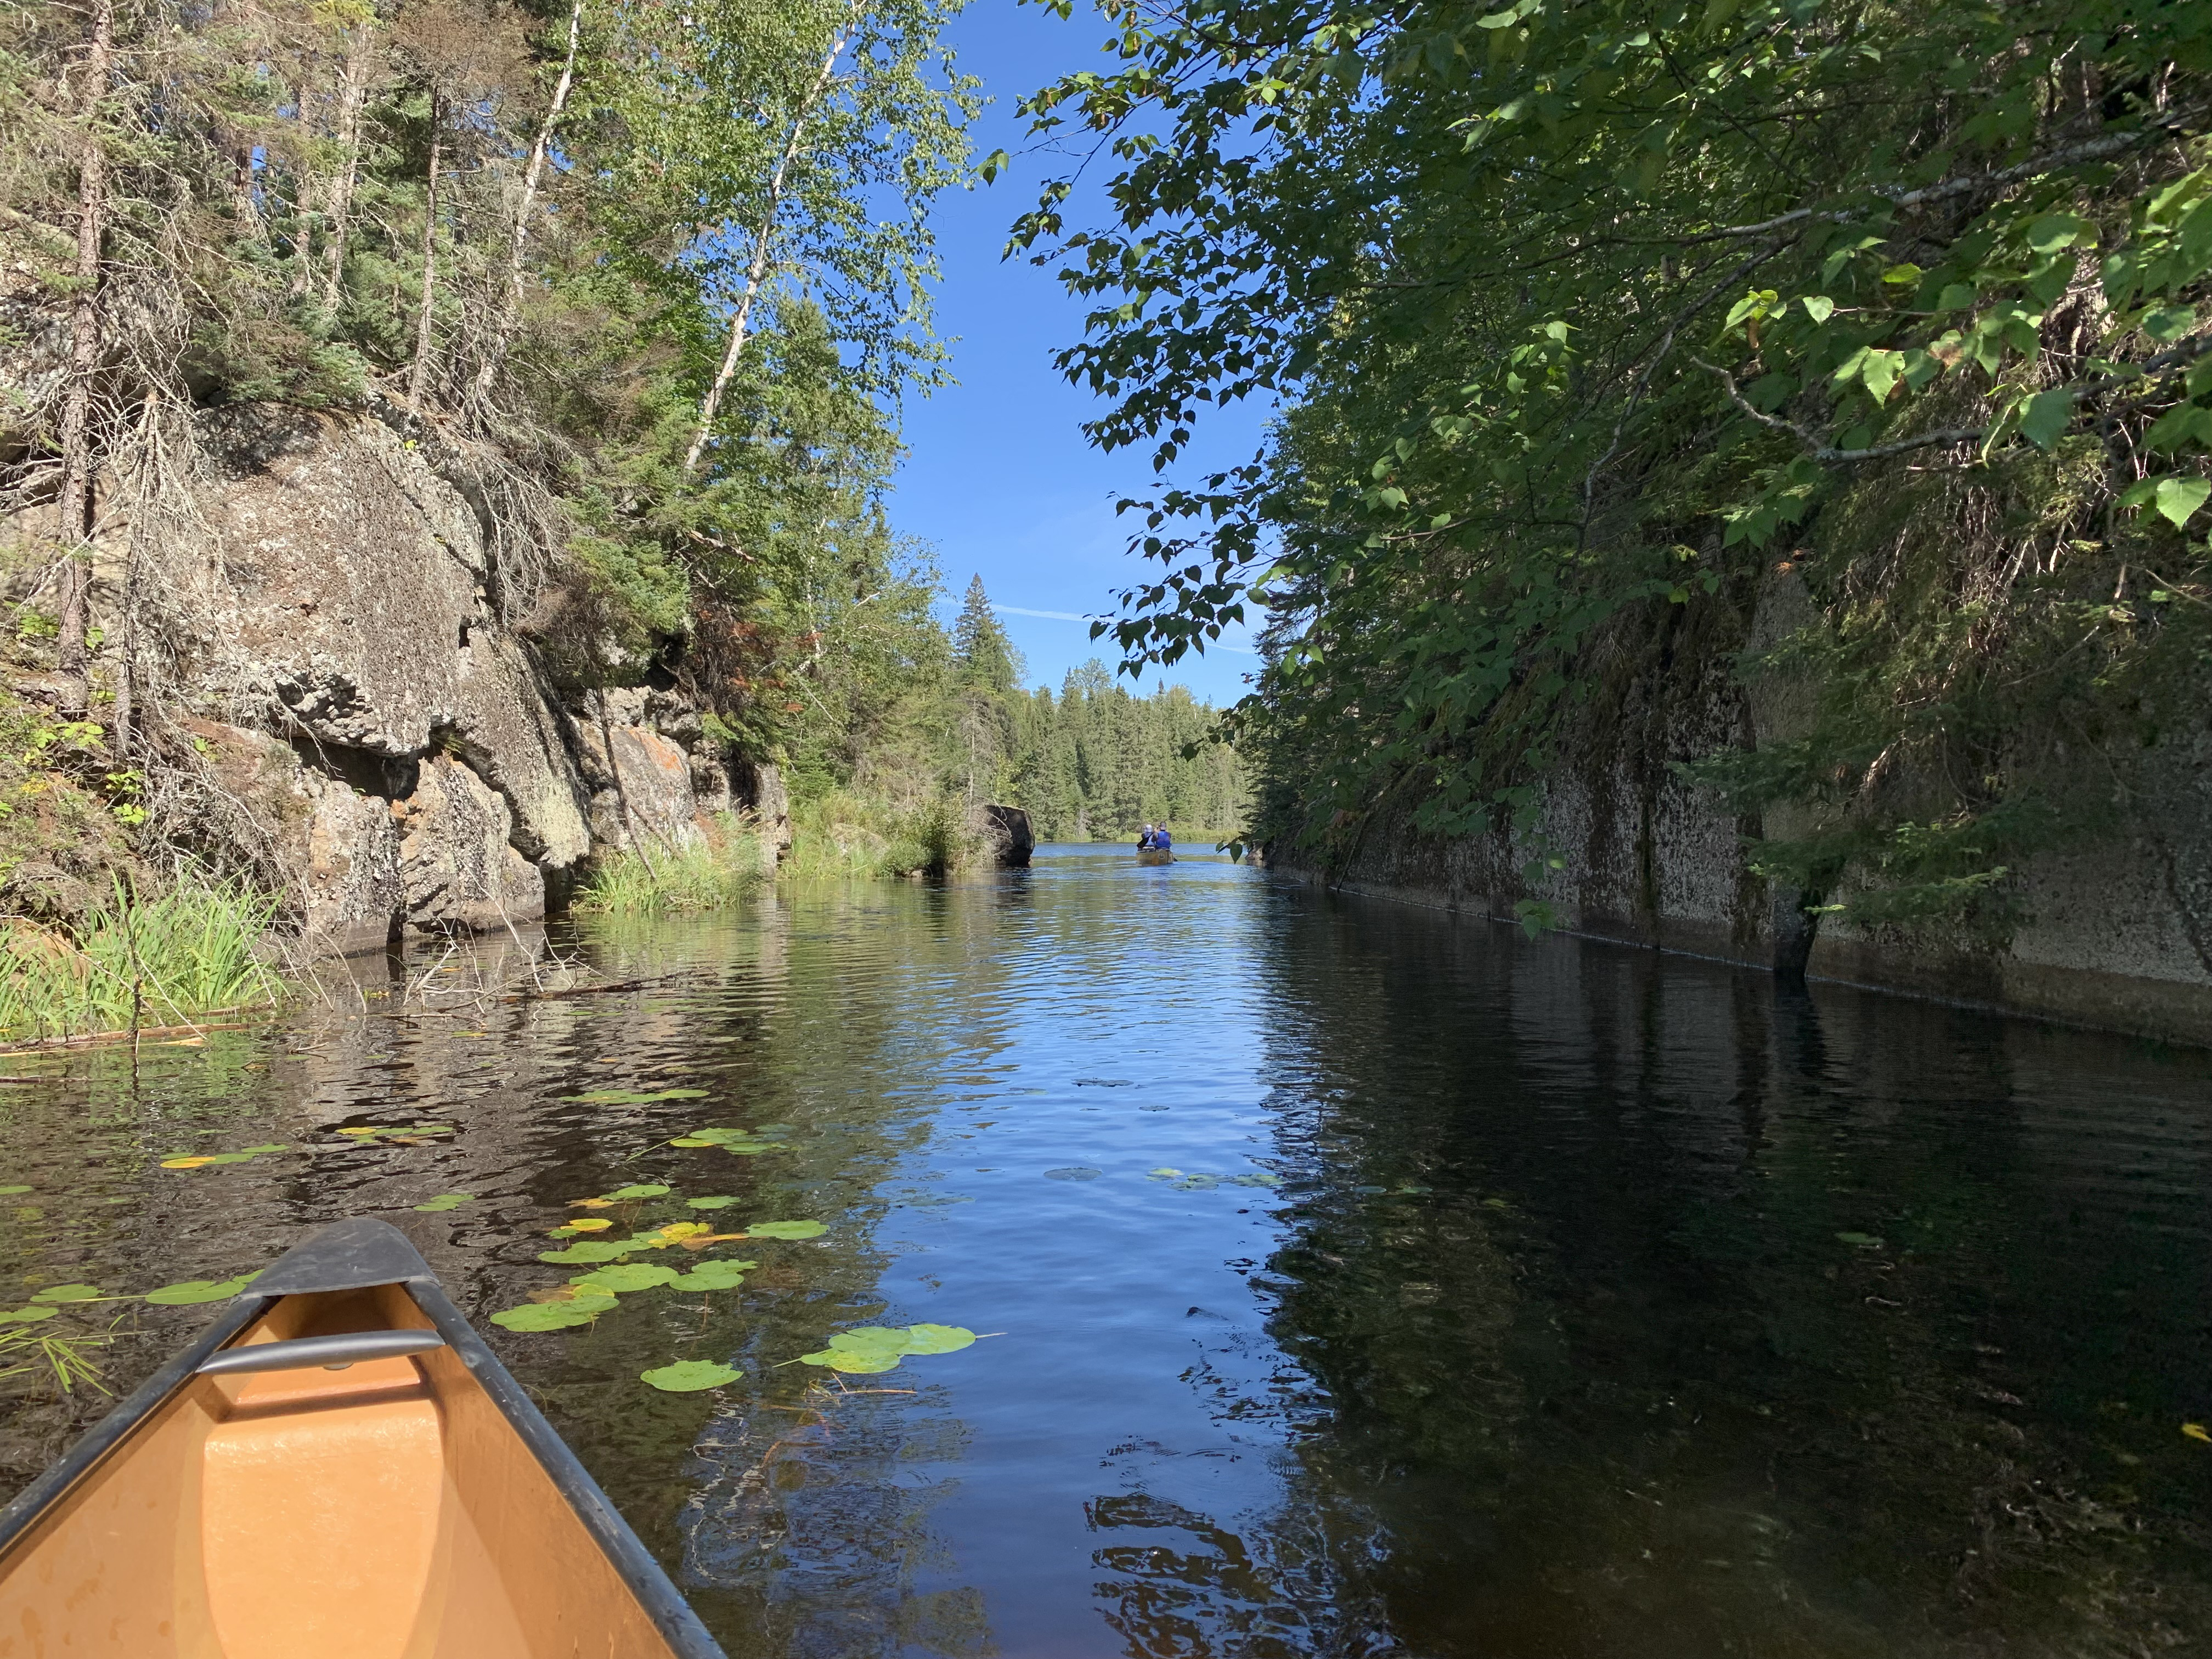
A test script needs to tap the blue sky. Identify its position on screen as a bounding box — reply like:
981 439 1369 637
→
891 0 1270 707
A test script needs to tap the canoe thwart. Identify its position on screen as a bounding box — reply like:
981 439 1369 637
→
197 1329 447 1375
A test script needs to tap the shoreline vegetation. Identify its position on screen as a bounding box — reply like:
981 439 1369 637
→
0 879 283 1048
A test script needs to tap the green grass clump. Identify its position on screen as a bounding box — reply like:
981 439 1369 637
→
573 818 769 915
781 789 989 881
0 879 285 1043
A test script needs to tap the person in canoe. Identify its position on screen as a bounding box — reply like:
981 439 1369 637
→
1137 823 1157 850
1152 825 1173 852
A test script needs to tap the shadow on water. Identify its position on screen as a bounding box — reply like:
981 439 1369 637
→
0 845 2207 1659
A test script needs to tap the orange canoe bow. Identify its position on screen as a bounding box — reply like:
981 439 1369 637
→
0 1217 725 1659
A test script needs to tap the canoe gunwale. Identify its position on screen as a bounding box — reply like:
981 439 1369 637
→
0 1217 729 1659
0 1293 267 1560
406 1273 727 1659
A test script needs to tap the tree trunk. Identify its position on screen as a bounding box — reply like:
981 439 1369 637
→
54 0 114 721
682 9 857 474
474 0 583 402
406 95 443 420
319 26 373 312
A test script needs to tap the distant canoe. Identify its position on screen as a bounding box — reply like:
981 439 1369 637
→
1137 848 1175 864
0 1217 724 1659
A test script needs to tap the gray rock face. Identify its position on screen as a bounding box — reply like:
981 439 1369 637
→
571 692 709 853
182 718 405 955
394 754 544 930
136 408 738 952
168 409 592 883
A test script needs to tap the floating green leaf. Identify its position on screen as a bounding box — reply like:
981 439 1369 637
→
538 1242 632 1265
0 1306 57 1324
490 1296 617 1331
798 1345 902 1374
668 1259 755 1292
641 1359 741 1392
604 1184 670 1201
1835 1231 1884 1247
744 1220 825 1239
900 1324 976 1355
1147 1167 1182 1180
686 1196 740 1210
569 1263 680 1294
29 1284 103 1304
412 1193 475 1212
145 1274 258 1305
0 1186 29 1195
567 1088 710 1104
1044 1166 1103 1181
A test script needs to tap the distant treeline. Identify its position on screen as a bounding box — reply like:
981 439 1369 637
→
948 580 1246 842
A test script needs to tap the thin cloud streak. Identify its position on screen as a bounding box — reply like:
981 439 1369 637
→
994 601 1261 657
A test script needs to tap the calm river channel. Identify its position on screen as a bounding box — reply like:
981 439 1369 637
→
3 844 2210 1658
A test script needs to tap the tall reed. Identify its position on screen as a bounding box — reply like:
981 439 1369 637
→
572 815 770 915
0 878 285 1043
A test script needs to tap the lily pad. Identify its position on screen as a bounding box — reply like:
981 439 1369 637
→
0 1186 30 1196
539 1242 631 1265
1231 1173 1284 1188
1044 1166 1103 1181
1175 1175 1221 1190
412 1193 475 1212
29 1284 103 1304
605 1184 670 1201
900 1323 976 1355
160 1152 255 1170
490 1296 616 1332
146 1273 259 1305
1147 1168 1181 1180
798 1345 902 1374
745 1220 825 1239
686 1196 740 1210
0 1306 57 1324
1836 1232 1884 1248
569 1263 680 1294
668 1259 754 1292
640 1359 741 1392
559 1217 613 1233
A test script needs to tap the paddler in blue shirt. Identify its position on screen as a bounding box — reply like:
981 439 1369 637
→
1152 825 1173 852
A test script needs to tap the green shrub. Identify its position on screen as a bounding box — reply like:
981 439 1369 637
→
0 879 285 1043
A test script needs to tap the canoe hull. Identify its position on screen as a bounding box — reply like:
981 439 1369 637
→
0 1221 723 1659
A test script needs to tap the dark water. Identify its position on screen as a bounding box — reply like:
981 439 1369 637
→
3 845 2210 1659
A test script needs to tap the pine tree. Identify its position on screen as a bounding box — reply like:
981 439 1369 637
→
952 574 1021 693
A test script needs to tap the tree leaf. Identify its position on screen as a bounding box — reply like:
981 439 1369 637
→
2018 388 2073 449
1800 295 1833 324
2154 476 2211 528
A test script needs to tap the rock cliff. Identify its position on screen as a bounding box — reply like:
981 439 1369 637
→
1276 573 2212 1048
89 406 780 953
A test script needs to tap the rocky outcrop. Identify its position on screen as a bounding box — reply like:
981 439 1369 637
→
983 804 1034 867
1276 574 2212 1048
80 406 777 953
